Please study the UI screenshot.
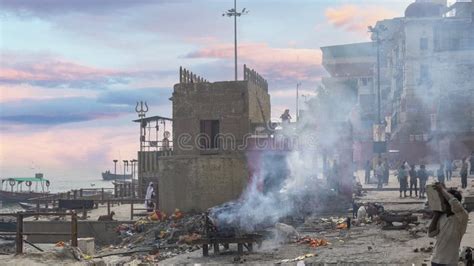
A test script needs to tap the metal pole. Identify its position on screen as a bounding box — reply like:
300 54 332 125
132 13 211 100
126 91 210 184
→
71 212 78 247
16 213 24 254
113 160 118 175
234 0 238 81
123 161 126 177
296 82 301 122
376 30 382 161
376 30 381 125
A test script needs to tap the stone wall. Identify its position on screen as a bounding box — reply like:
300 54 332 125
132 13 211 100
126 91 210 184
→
157 155 248 213
24 220 125 245
172 80 270 155
248 80 271 124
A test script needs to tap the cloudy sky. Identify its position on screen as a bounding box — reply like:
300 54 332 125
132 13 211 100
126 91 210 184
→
0 0 411 180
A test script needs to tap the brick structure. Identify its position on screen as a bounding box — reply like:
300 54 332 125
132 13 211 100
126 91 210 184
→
155 66 270 213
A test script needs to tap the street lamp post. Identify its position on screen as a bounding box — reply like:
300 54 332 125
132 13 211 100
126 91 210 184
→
123 160 128 177
130 159 137 198
135 101 148 198
223 0 248 81
368 24 387 161
296 82 301 122
113 160 118 175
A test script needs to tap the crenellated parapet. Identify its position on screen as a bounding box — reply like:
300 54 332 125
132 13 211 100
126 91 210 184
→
243 64 268 92
179 66 208 84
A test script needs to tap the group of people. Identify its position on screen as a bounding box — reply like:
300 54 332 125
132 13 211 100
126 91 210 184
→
365 152 474 198
437 156 472 189
364 159 389 188
397 162 429 198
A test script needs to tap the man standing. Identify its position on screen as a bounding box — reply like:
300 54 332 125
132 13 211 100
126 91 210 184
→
365 160 372 184
383 159 390 185
409 165 418 197
418 165 429 198
437 164 445 185
461 158 469 189
444 159 453 181
280 109 292 124
398 164 408 197
470 151 474 175
375 161 384 189
428 184 468 266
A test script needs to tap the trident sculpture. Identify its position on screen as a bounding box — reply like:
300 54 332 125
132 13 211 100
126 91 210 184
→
135 101 148 119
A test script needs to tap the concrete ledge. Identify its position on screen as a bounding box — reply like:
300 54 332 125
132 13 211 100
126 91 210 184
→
24 220 131 245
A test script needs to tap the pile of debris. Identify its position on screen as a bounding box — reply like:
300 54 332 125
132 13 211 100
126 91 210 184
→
298 216 350 232
297 236 329 248
97 209 206 263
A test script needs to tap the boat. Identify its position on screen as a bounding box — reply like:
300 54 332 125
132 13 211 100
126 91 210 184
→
102 170 132 181
0 174 50 203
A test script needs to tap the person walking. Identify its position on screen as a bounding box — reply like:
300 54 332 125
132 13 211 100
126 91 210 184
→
364 160 372 184
418 164 429 198
144 182 155 212
437 164 445 185
398 164 408 197
280 109 292 124
375 161 384 189
428 184 468 266
444 159 453 181
409 164 418 197
461 158 469 189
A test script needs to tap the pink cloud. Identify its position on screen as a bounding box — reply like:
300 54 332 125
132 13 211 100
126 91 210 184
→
325 5 396 34
0 57 123 88
0 126 138 180
186 42 324 81
0 84 97 103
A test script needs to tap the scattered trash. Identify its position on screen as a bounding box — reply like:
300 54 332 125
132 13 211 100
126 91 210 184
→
336 223 348 229
278 253 317 263
297 236 329 248
99 211 204 263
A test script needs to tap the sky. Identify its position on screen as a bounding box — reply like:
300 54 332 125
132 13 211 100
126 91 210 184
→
0 0 412 181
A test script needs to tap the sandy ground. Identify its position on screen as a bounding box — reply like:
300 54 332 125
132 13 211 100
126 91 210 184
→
160 175 474 265
3 173 473 265
86 202 146 221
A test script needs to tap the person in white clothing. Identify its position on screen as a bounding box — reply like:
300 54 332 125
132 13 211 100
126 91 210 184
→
144 182 155 212
428 183 468 266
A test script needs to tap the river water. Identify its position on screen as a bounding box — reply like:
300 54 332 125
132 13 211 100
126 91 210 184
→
0 177 117 213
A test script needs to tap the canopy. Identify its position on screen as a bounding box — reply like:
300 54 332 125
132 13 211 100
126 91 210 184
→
1 177 49 183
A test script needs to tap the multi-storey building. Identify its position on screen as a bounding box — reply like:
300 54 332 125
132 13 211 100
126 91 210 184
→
321 0 474 165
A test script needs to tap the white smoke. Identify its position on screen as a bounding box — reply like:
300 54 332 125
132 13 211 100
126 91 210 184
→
210 85 355 232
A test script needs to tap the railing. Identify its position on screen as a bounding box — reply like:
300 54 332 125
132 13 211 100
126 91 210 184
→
0 212 78 254
130 200 151 220
179 66 208 83
243 64 268 92
24 185 150 221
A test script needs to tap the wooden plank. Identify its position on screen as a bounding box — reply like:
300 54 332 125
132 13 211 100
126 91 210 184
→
22 232 71 236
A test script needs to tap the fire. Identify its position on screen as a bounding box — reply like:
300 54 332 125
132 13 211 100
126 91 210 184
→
297 236 329 248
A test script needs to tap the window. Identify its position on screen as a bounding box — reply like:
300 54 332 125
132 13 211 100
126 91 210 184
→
420 37 428 50
419 64 430 84
361 78 368 86
199 120 219 149
449 38 460 50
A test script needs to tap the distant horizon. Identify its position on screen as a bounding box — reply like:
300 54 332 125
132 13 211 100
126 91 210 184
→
0 0 411 180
